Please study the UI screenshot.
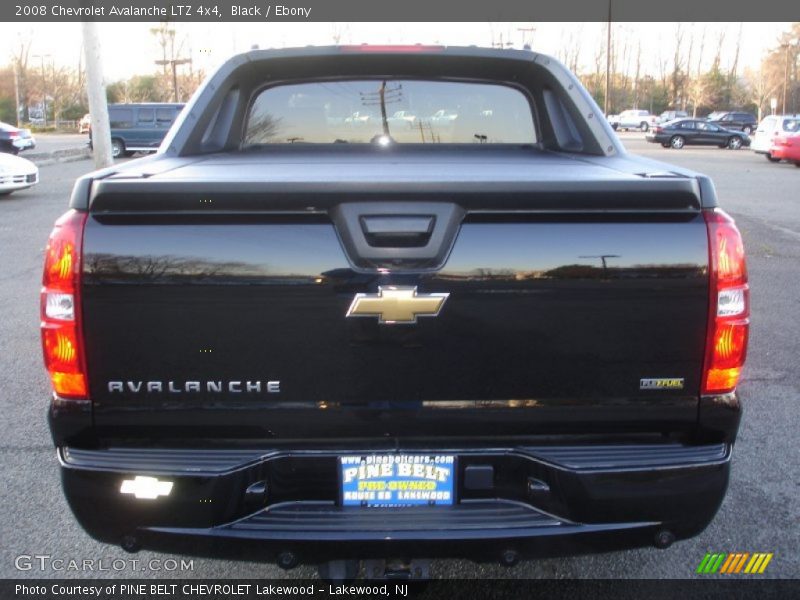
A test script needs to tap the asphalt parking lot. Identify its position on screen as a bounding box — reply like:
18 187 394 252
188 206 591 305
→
0 135 797 580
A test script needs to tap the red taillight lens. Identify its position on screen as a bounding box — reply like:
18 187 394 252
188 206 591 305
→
340 45 444 53
41 210 89 399
702 209 749 395
653 126 662 133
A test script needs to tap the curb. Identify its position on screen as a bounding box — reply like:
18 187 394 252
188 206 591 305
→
27 147 91 167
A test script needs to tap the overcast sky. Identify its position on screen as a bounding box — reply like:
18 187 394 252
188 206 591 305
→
3 22 792 81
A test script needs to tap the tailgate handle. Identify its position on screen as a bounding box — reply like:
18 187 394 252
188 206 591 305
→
360 215 435 248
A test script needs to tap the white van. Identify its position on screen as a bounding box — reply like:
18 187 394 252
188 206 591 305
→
752 115 800 160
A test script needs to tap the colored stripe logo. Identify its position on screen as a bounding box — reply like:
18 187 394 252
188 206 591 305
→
696 552 773 574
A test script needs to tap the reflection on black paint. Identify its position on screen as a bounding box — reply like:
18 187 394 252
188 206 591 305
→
83 215 710 439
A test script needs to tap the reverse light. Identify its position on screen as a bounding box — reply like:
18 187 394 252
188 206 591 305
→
702 209 749 395
45 292 75 320
41 210 89 399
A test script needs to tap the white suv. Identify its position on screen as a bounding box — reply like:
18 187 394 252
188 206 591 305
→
752 115 800 160
613 110 660 132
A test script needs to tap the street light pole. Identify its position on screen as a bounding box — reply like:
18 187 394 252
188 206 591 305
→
155 58 192 102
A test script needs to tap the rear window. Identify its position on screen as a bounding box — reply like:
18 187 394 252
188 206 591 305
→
757 118 776 131
782 119 799 132
244 80 536 145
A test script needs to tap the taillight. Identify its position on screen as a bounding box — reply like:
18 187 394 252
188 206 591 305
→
652 126 663 134
41 210 89 399
702 209 749 395
8 131 19 138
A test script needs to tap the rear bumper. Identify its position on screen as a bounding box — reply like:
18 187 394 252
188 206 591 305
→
57 442 733 560
769 146 798 160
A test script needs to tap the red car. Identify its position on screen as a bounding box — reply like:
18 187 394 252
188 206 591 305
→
769 133 800 166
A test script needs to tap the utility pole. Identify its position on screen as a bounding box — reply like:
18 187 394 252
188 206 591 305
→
82 21 113 168
378 81 389 136
604 1 612 117
579 254 620 277
359 81 403 138
155 58 192 102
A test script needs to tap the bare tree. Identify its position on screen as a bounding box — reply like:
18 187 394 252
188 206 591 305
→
150 23 176 78
712 28 726 72
10 34 33 122
695 25 706 78
150 23 191 101
686 75 710 117
567 26 582 73
729 24 743 79
685 23 694 85
633 41 642 109
745 66 781 120
330 23 351 45
243 112 282 145
671 24 686 109
556 27 582 74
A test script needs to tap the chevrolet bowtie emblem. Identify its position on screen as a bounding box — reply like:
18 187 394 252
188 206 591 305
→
346 286 449 324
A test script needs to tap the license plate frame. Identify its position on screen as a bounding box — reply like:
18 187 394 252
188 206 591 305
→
339 454 457 508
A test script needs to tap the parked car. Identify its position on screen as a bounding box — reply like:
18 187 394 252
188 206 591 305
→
90 103 184 158
706 111 758 135
645 118 750 149
0 152 39 195
658 110 688 123
79 114 91 134
752 115 800 161
614 109 659 132
0 121 36 154
768 132 800 166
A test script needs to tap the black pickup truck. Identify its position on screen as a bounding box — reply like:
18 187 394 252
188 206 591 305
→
42 46 749 578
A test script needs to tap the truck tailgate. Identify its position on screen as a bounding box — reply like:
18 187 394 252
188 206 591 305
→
81 152 709 441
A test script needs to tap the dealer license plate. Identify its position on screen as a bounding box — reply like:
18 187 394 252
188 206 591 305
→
340 454 456 507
